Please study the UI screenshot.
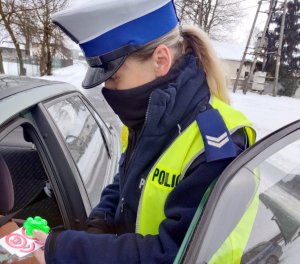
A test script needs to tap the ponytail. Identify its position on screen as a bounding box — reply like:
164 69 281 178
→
130 25 229 104
181 25 230 104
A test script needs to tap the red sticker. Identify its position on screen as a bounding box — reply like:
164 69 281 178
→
0 227 45 258
20 242 36 253
5 234 27 249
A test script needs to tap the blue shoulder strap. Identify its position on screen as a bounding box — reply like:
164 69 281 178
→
196 109 237 162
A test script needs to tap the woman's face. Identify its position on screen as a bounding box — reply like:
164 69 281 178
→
105 45 173 90
105 56 156 90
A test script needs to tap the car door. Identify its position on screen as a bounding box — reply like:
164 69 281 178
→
175 119 300 264
34 93 120 225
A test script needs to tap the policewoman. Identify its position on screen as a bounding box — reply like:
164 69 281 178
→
34 0 256 263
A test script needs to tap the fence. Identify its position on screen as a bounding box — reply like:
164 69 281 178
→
2 57 73 77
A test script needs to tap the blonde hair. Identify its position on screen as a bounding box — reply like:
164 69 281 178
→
130 25 230 104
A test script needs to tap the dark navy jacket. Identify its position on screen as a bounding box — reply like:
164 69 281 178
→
45 55 248 263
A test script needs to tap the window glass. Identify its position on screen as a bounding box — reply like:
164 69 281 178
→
47 96 110 207
90 107 112 152
196 130 300 264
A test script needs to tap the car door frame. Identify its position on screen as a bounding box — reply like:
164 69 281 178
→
82 93 122 194
33 91 116 226
178 119 300 264
33 93 92 228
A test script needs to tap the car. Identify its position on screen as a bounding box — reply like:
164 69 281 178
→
174 118 300 263
0 75 121 231
1 76 300 264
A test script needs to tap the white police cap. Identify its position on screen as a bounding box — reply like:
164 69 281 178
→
52 0 179 88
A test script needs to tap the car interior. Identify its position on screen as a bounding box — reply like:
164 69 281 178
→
0 126 63 240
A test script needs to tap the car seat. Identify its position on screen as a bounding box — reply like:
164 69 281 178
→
0 140 63 228
0 154 38 264
0 153 17 235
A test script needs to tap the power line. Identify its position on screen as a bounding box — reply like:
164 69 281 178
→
239 1 271 12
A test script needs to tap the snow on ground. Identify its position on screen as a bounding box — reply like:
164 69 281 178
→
40 61 300 140
39 61 88 89
230 91 300 140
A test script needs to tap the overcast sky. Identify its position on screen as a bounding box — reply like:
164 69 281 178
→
233 1 270 45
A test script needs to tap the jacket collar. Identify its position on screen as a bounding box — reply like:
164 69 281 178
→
143 54 210 136
102 56 181 131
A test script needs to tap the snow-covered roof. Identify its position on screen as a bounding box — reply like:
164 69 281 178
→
0 42 25 50
212 41 248 61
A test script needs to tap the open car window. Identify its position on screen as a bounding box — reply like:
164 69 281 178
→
177 120 300 264
0 123 64 228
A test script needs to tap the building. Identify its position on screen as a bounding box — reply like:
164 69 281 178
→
212 41 252 87
0 42 26 60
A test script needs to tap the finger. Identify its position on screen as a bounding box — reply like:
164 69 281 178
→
34 249 46 264
33 230 48 242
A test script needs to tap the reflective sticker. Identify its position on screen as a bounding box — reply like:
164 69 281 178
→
196 109 237 162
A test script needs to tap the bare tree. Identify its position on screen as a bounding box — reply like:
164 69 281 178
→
0 27 6 74
0 0 68 77
0 0 26 75
13 1 37 57
30 0 68 76
0 51 4 74
175 0 246 40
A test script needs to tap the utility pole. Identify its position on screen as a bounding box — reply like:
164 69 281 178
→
233 0 263 93
233 0 287 96
243 0 277 94
273 0 288 97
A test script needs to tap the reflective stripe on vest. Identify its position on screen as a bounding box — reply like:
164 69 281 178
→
121 125 129 153
136 96 256 235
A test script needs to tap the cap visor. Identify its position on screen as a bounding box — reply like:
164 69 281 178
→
82 56 126 89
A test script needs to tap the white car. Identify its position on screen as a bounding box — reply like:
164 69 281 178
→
0 76 121 231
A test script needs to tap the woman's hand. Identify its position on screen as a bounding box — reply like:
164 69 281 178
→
33 230 48 264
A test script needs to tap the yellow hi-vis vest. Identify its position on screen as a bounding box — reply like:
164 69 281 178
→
135 96 256 236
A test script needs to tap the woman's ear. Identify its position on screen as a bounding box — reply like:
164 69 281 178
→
152 45 173 77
